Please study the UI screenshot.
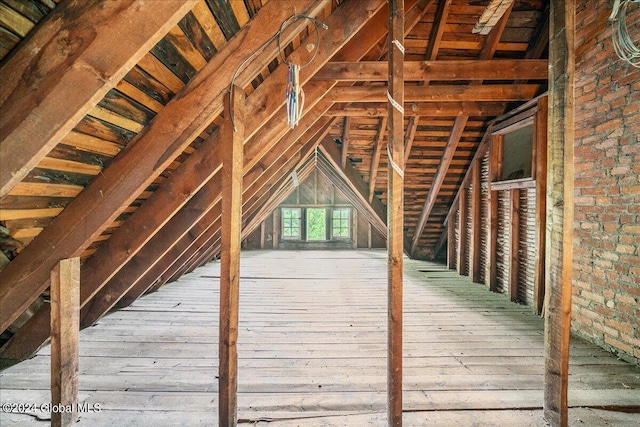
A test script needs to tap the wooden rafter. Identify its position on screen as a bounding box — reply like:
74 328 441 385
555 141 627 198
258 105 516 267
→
341 117 352 169
404 116 419 165
426 0 452 60
410 115 467 255
368 117 388 203
0 0 197 198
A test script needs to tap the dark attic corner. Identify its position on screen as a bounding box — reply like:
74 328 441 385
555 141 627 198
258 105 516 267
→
0 0 638 426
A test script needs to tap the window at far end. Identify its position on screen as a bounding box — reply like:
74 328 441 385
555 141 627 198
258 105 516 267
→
500 124 533 181
306 208 326 241
331 208 350 239
281 208 301 240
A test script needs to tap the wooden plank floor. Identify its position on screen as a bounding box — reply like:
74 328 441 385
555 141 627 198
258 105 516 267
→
1 250 639 426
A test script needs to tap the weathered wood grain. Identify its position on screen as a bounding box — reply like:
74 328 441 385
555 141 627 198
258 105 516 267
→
544 1 575 426
0 0 197 197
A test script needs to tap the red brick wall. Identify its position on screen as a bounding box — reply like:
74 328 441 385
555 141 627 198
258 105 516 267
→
573 0 640 364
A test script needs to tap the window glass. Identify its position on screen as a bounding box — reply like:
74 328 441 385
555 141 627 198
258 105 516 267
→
332 208 350 238
306 208 326 241
282 208 301 239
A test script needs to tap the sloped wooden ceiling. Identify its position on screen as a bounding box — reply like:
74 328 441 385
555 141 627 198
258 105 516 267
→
0 0 548 364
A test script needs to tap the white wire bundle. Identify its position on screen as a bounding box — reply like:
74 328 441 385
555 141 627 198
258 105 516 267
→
286 63 304 128
609 0 640 68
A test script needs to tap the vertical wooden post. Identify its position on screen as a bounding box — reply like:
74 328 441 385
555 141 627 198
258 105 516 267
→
447 215 456 270
387 0 404 425
219 85 244 427
273 211 279 249
353 209 358 249
544 1 574 426
457 188 467 276
368 223 372 249
534 96 548 315
260 221 265 249
470 163 482 283
509 189 520 302
487 134 502 291
50 257 80 427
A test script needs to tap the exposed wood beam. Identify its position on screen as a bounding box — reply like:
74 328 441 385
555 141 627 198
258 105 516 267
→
410 115 467 256
404 116 419 165
313 59 548 82
534 96 548 315
426 0 452 60
457 187 468 275
326 84 541 103
0 0 326 334
447 213 456 269
326 101 507 117
470 163 482 283
544 0 574 425
509 188 520 302
219 86 243 427
0 0 197 198
50 257 80 427
480 2 514 60
387 1 405 424
488 134 502 291
341 117 352 169
368 117 388 203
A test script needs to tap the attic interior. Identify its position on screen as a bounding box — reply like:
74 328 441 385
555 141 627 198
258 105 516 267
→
0 0 639 426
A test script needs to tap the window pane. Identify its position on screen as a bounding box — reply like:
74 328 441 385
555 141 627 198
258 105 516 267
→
331 208 350 239
282 208 301 239
306 208 326 241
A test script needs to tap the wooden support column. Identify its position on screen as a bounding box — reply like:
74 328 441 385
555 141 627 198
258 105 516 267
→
509 189 520 302
387 1 404 425
457 188 468 276
470 163 482 283
534 95 548 315
447 216 456 270
341 116 351 169
353 210 358 249
50 257 80 427
487 134 502 291
544 1 574 426
219 86 244 427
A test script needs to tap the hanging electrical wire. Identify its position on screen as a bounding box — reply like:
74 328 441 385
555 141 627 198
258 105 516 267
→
277 14 326 128
228 14 327 131
609 0 640 68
